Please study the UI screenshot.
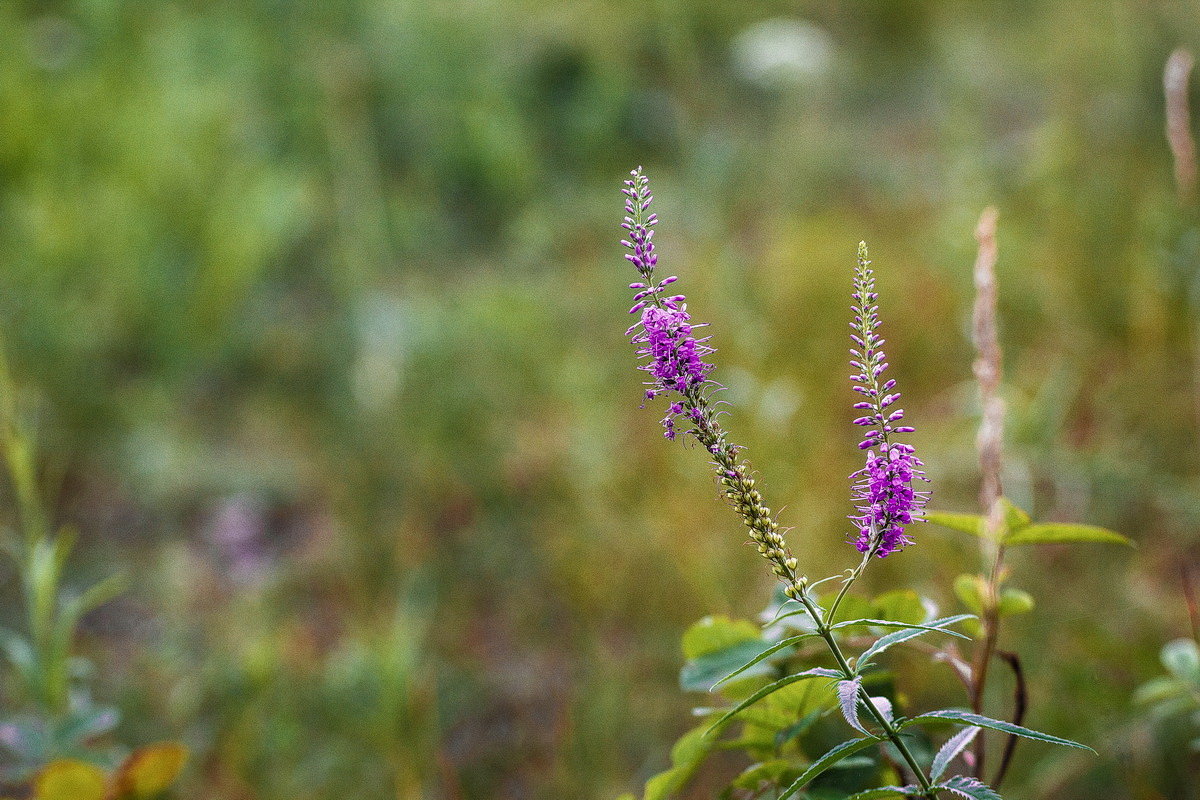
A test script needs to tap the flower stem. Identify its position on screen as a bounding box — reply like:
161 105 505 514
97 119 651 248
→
800 594 940 798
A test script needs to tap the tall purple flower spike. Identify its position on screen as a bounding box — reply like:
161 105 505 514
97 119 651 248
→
849 242 928 558
622 168 714 440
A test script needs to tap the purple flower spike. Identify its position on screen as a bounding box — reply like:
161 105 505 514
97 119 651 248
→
622 167 715 439
848 242 928 558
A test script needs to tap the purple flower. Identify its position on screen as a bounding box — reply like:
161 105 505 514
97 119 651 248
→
848 242 928 557
622 168 714 439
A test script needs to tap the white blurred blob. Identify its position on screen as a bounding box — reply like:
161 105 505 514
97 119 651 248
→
732 18 834 88
353 293 413 411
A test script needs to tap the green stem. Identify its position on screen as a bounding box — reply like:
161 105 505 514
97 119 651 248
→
827 551 872 625
801 595 939 798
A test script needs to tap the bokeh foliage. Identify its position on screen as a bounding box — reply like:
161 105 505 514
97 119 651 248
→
0 0 1198 798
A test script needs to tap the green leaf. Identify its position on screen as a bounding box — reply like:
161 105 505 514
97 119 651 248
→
996 588 1034 617
729 759 796 791
1161 638 1200 684
643 726 716 800
1132 676 1187 707
832 619 971 639
777 737 881 800
923 511 986 537
998 498 1032 531
820 592 875 626
936 775 1003 800
774 710 824 749
763 601 807 627
924 499 1030 541
856 615 975 669
953 575 985 615
704 668 841 736
682 616 761 659
844 788 920 799
0 626 38 690
871 590 927 625
711 633 818 689
929 726 980 782
899 710 1094 752
681 640 774 692
1003 523 1132 547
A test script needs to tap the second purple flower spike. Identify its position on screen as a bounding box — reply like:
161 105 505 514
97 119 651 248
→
848 242 928 558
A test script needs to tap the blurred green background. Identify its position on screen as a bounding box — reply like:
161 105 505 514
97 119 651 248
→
0 0 1199 797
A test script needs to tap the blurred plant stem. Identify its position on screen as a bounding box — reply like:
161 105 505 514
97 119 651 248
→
966 206 1013 783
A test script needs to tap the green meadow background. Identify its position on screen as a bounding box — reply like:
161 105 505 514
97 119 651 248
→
1 0 1198 797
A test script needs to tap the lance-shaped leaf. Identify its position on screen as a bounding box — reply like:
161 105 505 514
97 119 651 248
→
844 788 922 799
832 618 972 638
681 640 774 692
856 615 975 670
704 668 841 736
777 737 882 800
936 775 1003 800
929 726 980 782
924 498 1030 541
763 600 808 627
899 709 1094 752
1003 523 1132 547
837 678 869 735
711 633 819 689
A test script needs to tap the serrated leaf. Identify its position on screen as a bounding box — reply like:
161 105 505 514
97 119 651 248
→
1003 523 1132 547
899 710 1094 752
929 726 980 782
109 741 187 798
682 616 761 659
1161 638 1200 684
33 760 107 800
837 678 869 735
996 588 1034 617
856 615 975 670
712 633 818 689
868 695 893 722
777 737 881 800
832 619 971 638
681 640 774 692
704 668 841 736
937 775 1003 800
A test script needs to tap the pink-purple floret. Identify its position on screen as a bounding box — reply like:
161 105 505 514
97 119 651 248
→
849 252 928 557
621 168 715 440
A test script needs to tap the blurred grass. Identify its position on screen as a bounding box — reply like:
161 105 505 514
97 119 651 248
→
0 0 1198 797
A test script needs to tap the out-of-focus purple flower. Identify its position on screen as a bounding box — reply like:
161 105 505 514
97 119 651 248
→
848 242 928 557
622 168 714 439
